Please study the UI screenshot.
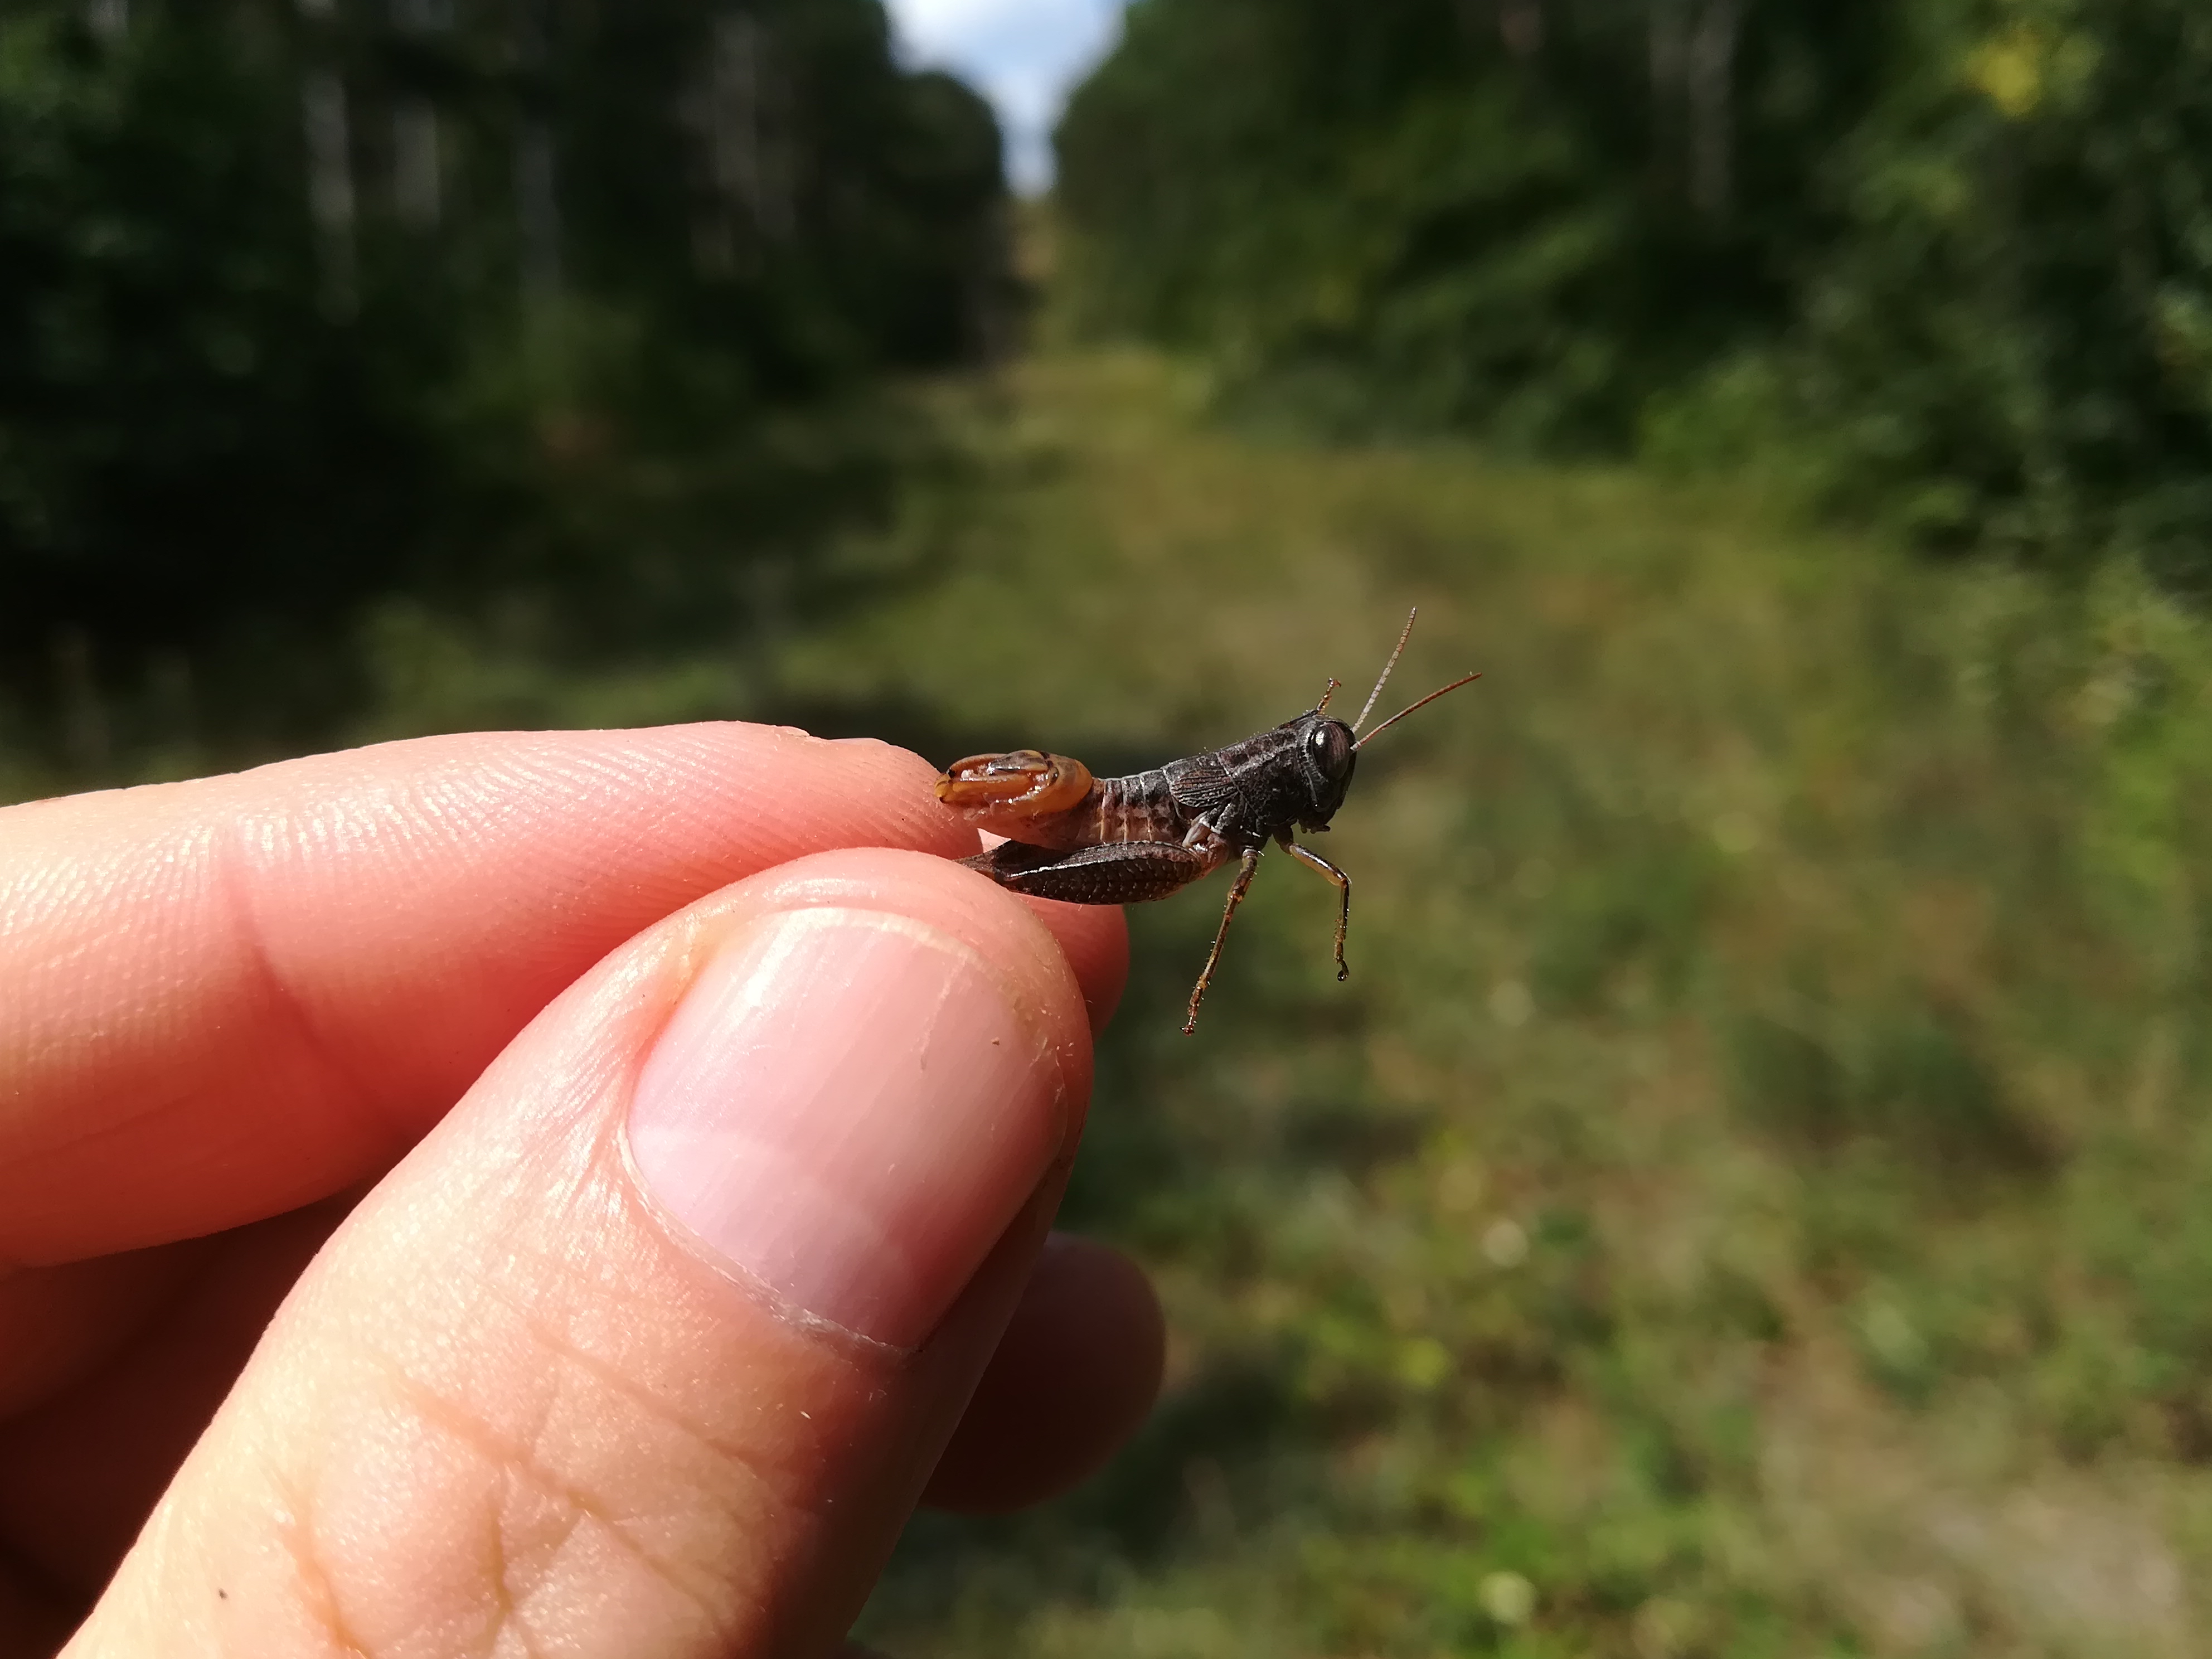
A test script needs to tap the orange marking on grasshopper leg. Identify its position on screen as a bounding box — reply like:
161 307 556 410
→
935 749 1097 831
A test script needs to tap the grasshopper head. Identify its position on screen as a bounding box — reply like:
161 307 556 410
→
1293 713 1357 830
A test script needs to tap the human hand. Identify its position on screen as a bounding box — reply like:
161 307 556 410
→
0 724 1164 1656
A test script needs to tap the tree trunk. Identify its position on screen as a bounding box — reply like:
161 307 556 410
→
1498 0 1542 60
1650 0 1687 182
517 123 561 294
301 70 357 313
1687 0 1742 219
516 0 561 294
394 103 441 229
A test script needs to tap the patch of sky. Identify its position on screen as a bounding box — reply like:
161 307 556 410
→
883 0 1127 194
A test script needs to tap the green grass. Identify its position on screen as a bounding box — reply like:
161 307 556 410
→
18 346 2212 1655
801 352 2212 1657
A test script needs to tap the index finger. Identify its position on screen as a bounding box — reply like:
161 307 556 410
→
0 725 996 1264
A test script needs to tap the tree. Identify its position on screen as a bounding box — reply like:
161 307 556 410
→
0 0 1008 761
1055 0 1893 447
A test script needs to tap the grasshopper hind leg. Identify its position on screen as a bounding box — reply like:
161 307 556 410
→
961 838 1220 905
955 834 1264 1035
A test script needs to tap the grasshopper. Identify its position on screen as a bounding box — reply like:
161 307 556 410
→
936 609 1479 1032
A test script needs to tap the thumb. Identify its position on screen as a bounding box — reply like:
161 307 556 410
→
70 849 1095 1659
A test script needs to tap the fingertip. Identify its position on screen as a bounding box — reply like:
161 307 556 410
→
1016 896 1129 1035
61 823 1127 1658
831 733 948 776
78 845 1103 1655
719 848 1098 1099
929 836 1130 1035
0 721 987 1263
922 1234 1165 1514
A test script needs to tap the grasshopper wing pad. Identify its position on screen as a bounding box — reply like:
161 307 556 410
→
959 839 1222 905
1164 751 1242 816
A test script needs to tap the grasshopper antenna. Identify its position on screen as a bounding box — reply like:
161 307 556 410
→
1354 670 1482 749
1350 609 1419 734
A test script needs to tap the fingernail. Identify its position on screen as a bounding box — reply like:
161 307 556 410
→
626 908 1065 1346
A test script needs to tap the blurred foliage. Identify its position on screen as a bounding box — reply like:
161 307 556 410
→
1738 0 2212 580
1057 0 2212 580
9 0 2212 1646
1055 0 1887 449
8 233 2212 1643
0 0 1007 774
771 352 2212 1656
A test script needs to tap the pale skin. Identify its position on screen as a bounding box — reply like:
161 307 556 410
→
0 724 1166 1658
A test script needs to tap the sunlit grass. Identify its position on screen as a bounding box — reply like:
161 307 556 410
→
13 342 2212 1655
830 351 2212 1657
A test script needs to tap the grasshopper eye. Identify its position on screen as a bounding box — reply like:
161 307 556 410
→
1306 720 1354 780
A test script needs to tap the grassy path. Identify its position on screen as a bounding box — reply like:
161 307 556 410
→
19 346 2212 1656
822 353 2212 1657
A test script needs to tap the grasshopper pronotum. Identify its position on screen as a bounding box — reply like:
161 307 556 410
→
937 610 1479 1032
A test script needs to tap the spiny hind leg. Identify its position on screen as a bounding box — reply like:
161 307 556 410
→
1278 835 1351 981
1185 846 1263 1035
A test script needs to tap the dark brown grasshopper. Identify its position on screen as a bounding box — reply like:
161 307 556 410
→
937 609 1479 1032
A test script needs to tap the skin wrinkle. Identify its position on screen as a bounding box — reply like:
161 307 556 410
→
215 746 701 1157
274 1464 377 1659
308 1357 621 1659
359 1354 740 1647
469 967 676 1168
4 910 317 1262
521 1287 864 1537
457 1248 778 1503
479 1483 525 1659
0 817 214 1157
214 812 407 1165
336 1194 777 1595
1 1115 173 1266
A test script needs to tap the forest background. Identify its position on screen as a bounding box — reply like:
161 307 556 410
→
11 0 2212 1654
